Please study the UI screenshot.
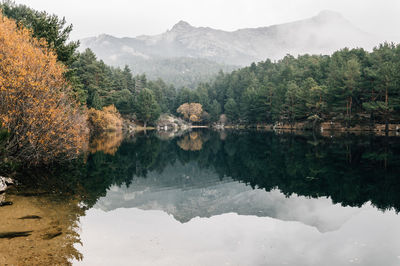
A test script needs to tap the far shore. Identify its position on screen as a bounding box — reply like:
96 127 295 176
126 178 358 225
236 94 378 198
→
129 122 400 136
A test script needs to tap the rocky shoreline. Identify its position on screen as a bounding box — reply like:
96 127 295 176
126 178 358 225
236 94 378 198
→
121 113 400 137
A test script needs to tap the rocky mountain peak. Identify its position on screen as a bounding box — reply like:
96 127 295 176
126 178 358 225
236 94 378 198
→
171 20 194 32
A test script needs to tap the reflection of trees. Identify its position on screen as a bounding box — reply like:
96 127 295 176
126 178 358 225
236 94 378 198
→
16 130 400 222
217 132 400 212
177 132 204 151
168 131 400 212
88 131 124 155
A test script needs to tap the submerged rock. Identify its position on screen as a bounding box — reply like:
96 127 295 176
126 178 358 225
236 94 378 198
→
42 227 62 240
18 215 42 220
0 231 33 239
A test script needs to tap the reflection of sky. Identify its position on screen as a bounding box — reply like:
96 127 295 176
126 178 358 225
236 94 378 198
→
75 205 400 266
75 160 400 265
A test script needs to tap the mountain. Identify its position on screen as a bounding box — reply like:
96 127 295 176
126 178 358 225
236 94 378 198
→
80 10 376 87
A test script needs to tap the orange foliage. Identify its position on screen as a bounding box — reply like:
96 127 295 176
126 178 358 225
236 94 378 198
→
177 103 203 122
88 131 124 155
87 105 123 134
177 132 204 151
0 14 89 165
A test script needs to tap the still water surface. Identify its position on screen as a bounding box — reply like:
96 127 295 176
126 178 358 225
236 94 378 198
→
1 130 400 265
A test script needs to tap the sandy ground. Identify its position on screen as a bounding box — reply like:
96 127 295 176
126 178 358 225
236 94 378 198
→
0 190 84 265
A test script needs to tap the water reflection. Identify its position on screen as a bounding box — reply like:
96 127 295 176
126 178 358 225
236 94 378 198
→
75 203 400 266
83 130 400 212
177 131 204 151
3 130 400 265
88 131 124 155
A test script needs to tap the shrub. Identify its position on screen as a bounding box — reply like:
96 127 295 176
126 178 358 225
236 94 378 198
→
87 105 123 135
0 13 88 165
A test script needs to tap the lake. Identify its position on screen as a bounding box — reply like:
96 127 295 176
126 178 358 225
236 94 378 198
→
1 130 400 265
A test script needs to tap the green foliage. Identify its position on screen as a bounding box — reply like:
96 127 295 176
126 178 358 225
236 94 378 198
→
224 98 239 122
0 0 79 67
147 79 177 113
209 100 221 122
173 44 400 128
135 88 161 127
91 91 102 110
71 49 135 112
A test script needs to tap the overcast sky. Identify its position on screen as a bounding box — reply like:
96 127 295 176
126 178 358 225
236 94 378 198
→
12 0 400 42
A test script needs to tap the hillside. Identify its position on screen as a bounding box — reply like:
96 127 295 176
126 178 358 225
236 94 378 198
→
80 10 376 87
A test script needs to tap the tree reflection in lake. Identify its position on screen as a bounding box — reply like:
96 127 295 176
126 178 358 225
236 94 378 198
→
18 129 400 213
177 131 204 151
88 131 124 155
3 129 400 265
81 130 400 212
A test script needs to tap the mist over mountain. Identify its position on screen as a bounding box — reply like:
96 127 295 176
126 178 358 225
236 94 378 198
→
80 10 377 87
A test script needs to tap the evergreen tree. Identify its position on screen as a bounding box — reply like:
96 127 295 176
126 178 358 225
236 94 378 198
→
224 98 239 122
135 88 161 127
209 100 222 122
0 0 79 67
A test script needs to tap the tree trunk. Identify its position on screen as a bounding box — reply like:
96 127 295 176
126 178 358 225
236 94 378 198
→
144 121 147 128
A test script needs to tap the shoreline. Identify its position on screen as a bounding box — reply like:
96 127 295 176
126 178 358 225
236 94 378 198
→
126 123 400 137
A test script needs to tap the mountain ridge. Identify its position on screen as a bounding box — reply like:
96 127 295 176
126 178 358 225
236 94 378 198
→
80 10 377 87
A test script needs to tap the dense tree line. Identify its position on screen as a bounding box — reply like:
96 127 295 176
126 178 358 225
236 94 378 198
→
71 49 176 124
176 45 400 130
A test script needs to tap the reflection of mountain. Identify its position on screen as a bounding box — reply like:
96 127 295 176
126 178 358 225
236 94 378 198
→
94 161 361 233
18 130 400 217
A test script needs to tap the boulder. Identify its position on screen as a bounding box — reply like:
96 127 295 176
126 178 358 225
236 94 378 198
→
0 176 14 193
156 114 191 131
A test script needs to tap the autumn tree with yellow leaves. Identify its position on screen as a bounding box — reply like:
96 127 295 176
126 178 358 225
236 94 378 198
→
0 13 88 165
87 105 123 134
177 103 203 123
